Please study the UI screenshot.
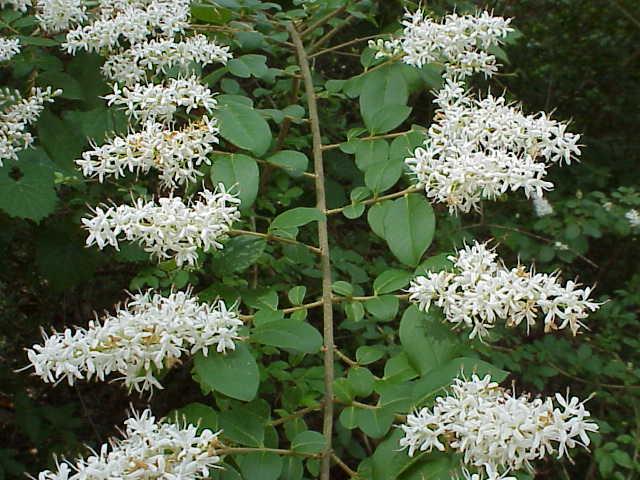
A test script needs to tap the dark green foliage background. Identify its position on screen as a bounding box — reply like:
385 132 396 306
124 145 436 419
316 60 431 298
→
0 0 639 478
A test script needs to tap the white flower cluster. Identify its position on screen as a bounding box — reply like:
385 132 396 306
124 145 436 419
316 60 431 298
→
76 116 219 188
102 35 232 85
532 192 554 217
27 290 243 392
625 209 640 228
370 9 513 79
408 241 599 339
63 0 190 54
405 81 582 213
36 408 222 479
0 0 30 11
36 0 86 32
104 75 217 124
82 186 240 267
0 87 61 165
0 37 20 61
400 375 598 480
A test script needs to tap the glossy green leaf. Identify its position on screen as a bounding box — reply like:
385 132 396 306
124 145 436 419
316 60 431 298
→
211 153 259 210
365 158 403 194
215 103 272 156
228 54 268 79
364 295 399 321
291 431 326 454
237 452 283 480
356 346 385 365
384 194 435 266
192 343 259 401
373 269 413 295
210 235 266 274
355 139 389 171
169 403 218 433
360 66 409 133
252 320 322 353
267 150 309 177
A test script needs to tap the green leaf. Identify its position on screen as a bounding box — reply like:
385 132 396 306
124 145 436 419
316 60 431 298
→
267 150 309 177
355 406 394 438
211 153 259 210
190 3 232 23
252 320 322 353
291 431 326 454
374 269 413 295
365 157 403 194
399 306 459 376
356 346 385 365
36 71 84 100
192 343 259 401
364 295 399 322
228 54 268 79
368 105 413 136
0 150 57 222
269 207 324 234
215 103 272 156
169 402 218 433
360 67 408 134
210 235 266 274
287 286 306 305
389 130 426 163
237 452 283 480
343 203 365 219
279 457 303 480
332 280 354 296
339 406 358 429
347 367 375 397
384 194 435 266
218 402 267 446
367 201 392 239
37 110 86 173
355 139 389 171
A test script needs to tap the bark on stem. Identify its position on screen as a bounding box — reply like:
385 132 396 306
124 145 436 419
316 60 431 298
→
287 22 335 480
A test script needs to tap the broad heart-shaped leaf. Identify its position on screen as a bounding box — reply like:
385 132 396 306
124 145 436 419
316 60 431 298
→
373 269 413 295
399 306 460 376
269 207 324 235
251 320 322 353
237 452 283 480
411 357 509 408
291 430 326 454
210 235 266 274
355 406 395 438
214 102 272 156
0 149 57 222
267 150 309 177
364 295 399 322
210 153 259 210
192 343 259 401
384 194 435 266
360 66 409 134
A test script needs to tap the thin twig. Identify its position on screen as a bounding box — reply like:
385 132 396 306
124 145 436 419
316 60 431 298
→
228 229 322 254
309 34 389 59
300 4 349 38
217 446 319 458
326 186 421 215
270 404 322 426
287 22 335 480
321 128 422 151
331 453 360 478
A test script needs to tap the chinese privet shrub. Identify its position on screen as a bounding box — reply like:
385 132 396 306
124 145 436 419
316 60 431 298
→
0 0 623 478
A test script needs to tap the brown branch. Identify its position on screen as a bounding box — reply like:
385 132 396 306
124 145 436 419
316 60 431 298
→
228 229 322 254
300 4 349 38
326 186 421 215
287 22 336 480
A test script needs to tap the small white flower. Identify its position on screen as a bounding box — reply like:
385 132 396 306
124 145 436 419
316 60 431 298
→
531 192 554 217
381 9 513 79
554 241 569 251
102 35 232 85
625 209 640 228
407 241 600 339
62 0 190 54
82 186 240 267
0 37 20 62
76 116 219 188
36 408 222 479
400 375 598 479
406 81 581 214
104 75 217 124
0 87 62 165
35 0 86 32
27 290 243 392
